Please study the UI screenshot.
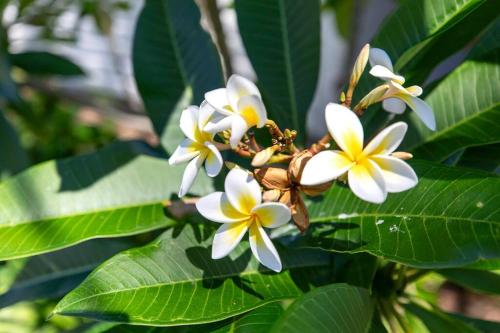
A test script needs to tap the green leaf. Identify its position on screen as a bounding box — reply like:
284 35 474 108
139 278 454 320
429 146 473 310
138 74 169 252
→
437 268 500 294
0 141 213 260
449 313 500 333
9 52 84 76
404 52 500 160
270 283 374 333
372 0 487 73
305 160 500 268
133 0 223 141
357 1 497 135
95 303 284 333
405 303 480 333
0 239 132 308
331 253 378 290
53 227 333 325
384 1 498 84
235 0 320 145
456 144 500 174
0 110 30 180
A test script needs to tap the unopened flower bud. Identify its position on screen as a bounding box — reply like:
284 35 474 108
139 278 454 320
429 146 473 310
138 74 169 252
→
349 43 370 89
254 167 290 190
263 189 281 202
353 84 390 114
251 146 278 167
391 151 413 160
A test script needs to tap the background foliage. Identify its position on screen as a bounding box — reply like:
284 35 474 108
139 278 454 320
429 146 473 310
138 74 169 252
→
0 0 498 332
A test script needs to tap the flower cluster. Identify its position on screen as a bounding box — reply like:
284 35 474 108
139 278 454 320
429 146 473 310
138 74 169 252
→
169 46 435 272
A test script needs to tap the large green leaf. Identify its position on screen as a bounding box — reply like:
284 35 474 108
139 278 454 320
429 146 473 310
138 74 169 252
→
404 48 500 160
0 110 29 180
437 268 500 294
405 303 479 333
270 283 374 333
53 227 333 325
133 0 223 141
9 51 84 76
357 1 497 135
372 0 486 73
456 144 500 174
374 1 496 82
449 313 500 333
0 141 213 260
89 303 283 333
235 0 320 144
0 239 131 307
305 160 500 268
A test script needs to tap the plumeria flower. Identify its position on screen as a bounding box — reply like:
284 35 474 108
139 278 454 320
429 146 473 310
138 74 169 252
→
369 48 436 130
196 168 291 272
300 103 418 204
168 103 223 197
204 74 267 148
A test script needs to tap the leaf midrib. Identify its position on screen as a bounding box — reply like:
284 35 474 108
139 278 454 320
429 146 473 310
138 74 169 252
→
0 200 166 228
310 213 498 225
278 0 299 131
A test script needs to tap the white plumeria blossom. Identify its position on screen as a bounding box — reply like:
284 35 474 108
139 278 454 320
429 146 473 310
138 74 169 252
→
168 103 223 197
204 74 267 148
369 48 436 130
196 168 291 272
301 103 418 204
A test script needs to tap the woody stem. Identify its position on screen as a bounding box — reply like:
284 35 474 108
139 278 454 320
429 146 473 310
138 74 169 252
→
308 133 331 155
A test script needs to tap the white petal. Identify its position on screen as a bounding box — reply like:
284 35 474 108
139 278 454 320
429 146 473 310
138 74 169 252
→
204 142 223 177
205 88 233 115
227 74 261 111
224 168 262 215
196 192 249 223
362 122 407 157
178 153 205 197
229 115 249 148
252 202 291 229
370 155 418 192
168 138 200 165
237 95 267 128
198 101 216 129
406 85 423 97
179 106 199 142
300 150 354 186
369 48 394 72
407 96 436 131
325 103 364 159
204 115 234 134
369 65 405 84
212 221 249 259
348 159 387 204
249 223 282 272
382 98 406 114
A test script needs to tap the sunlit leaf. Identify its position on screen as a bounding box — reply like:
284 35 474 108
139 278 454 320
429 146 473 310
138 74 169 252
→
53 227 333 325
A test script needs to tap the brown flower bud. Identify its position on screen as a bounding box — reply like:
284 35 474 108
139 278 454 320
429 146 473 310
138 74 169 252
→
254 167 290 190
291 191 310 233
391 151 413 160
288 150 313 183
251 146 279 167
263 189 281 202
301 182 333 196
279 189 292 206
